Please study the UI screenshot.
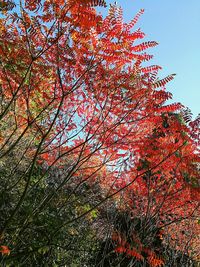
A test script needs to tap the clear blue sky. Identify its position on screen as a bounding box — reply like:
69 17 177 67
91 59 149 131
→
100 0 200 117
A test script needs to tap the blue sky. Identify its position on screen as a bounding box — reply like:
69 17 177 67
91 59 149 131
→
100 0 200 117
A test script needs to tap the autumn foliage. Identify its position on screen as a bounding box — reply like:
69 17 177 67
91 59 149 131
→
0 0 199 266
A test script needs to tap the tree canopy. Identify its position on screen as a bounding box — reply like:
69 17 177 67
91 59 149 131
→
0 0 199 266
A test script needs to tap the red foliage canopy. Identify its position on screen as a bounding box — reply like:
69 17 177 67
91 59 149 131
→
0 0 199 262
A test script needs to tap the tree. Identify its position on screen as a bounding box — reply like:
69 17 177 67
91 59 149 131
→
0 0 199 266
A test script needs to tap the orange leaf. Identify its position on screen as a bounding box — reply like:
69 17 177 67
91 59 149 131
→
0 245 10 255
